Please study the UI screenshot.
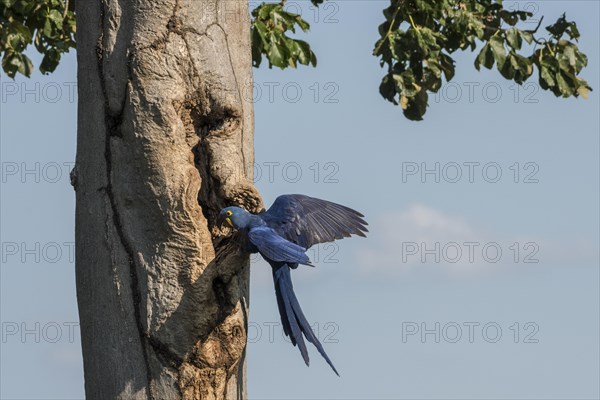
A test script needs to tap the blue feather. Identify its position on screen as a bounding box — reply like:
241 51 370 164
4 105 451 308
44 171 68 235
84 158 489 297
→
248 226 312 265
273 264 339 376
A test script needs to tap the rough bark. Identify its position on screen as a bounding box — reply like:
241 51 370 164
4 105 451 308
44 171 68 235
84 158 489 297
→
73 1 262 398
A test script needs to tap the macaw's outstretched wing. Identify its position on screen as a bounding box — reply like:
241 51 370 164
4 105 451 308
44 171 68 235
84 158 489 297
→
271 263 339 376
261 194 368 249
248 226 312 265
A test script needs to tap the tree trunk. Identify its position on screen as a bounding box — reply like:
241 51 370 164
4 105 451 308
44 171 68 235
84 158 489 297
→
73 1 262 398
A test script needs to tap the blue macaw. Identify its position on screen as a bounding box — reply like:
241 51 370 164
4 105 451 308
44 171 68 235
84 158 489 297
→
217 194 368 375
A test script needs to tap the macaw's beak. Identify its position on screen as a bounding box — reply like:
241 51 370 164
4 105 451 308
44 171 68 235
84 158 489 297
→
217 213 233 228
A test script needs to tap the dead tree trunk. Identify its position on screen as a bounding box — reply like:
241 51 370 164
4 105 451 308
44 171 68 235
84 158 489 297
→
73 1 262 398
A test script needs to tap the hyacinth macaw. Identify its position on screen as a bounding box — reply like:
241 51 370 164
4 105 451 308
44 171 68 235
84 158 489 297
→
217 194 368 375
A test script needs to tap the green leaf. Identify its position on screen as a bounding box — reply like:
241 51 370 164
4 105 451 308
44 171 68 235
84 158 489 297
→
40 48 60 74
252 44 263 67
43 18 54 36
2 53 20 78
556 72 574 97
379 74 398 105
539 65 555 88
520 31 533 45
267 41 289 69
296 17 310 32
403 89 428 121
257 3 277 19
47 9 63 26
475 43 494 70
499 57 515 80
509 52 533 83
577 85 590 99
292 39 316 67
253 20 268 46
439 53 455 81
16 53 33 76
12 0 34 14
10 21 33 44
546 14 580 40
569 23 580 40
546 13 568 38
505 28 522 50
489 36 507 69
561 44 577 67
498 9 532 26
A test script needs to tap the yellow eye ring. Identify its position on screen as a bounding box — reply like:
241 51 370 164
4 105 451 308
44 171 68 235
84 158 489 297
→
226 210 232 216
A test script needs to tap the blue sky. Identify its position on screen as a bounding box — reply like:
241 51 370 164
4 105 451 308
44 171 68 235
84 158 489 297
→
1 1 599 399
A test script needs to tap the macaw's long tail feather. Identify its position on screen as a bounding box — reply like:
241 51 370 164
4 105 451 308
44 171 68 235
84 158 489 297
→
272 264 340 376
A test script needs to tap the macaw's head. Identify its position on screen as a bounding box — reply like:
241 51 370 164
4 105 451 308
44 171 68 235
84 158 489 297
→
217 206 251 230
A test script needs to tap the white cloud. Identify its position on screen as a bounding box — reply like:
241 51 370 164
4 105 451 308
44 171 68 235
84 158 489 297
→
249 203 597 282
387 203 476 240
353 203 541 276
